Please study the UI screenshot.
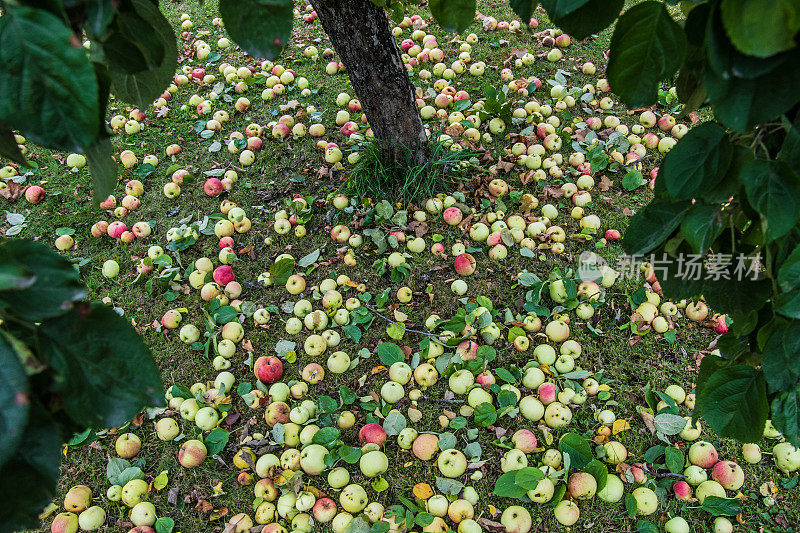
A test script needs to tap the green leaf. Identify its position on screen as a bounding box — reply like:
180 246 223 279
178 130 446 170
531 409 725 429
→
102 9 166 74
664 447 685 474
0 240 85 321
702 277 772 316
429 0 476 33
704 47 800 132
86 138 118 203
213 306 238 325
0 5 99 152
37 304 164 428
0 256 35 292
763 321 800 392
382 411 407 436
414 512 435 527
542 0 624 40
204 428 230 456
606 1 687 107
624 493 638 518
643 445 665 463
85 0 115 38
681 203 725 255
622 200 691 256
220 0 293 60
0 401 62 531
771 388 800 447
660 123 733 200
622 169 644 191
510 0 539 21
779 114 800 167
109 0 177 108
583 459 608 492
473 402 497 427
438 432 457 451
695 364 768 443
155 516 175 533
636 520 659 533
492 468 543 498
701 496 742 516
297 249 320 268
270 257 295 285
377 342 404 366
740 159 800 242
558 432 593 469
720 0 800 58
339 445 362 464
435 476 464 495
0 333 30 469
312 427 340 447
317 395 338 414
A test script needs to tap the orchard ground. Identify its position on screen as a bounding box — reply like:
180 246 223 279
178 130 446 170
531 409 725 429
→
4 1 799 532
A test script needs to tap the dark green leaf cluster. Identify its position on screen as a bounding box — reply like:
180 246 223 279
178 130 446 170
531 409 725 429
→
0 240 164 530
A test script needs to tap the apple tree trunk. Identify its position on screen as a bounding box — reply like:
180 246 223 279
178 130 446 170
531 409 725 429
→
309 0 429 168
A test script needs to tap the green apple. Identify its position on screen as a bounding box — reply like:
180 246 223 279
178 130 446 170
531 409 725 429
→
77 506 106 531
156 417 180 441
500 505 532 533
195 407 219 431
328 466 350 488
130 501 157 526
360 450 389 477
597 474 624 503
437 449 467 478
122 479 149 507
340 484 368 513
300 444 329 475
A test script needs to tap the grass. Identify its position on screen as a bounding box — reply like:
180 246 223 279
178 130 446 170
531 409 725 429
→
345 135 474 202
4 0 799 532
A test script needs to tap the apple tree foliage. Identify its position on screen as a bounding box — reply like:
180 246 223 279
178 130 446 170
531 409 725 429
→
0 240 163 530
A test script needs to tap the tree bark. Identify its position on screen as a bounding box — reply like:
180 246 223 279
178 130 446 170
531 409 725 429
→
309 0 429 167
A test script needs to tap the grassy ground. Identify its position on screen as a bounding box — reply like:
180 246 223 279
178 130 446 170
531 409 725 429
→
4 1 799 532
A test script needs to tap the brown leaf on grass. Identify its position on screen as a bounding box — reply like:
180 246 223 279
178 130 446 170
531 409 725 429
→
542 186 565 199
167 487 182 509
623 207 634 217
130 411 145 427
519 169 536 186
496 158 515 173
458 213 474 234
407 220 429 237
476 518 507 532
639 408 656 434
0 181 25 201
598 175 613 191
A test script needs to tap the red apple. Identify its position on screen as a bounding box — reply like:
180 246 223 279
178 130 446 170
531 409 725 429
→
254 356 283 384
358 423 387 446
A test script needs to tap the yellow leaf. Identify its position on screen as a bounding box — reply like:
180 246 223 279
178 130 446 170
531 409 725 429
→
539 364 553 375
612 419 631 435
488 504 497 515
38 503 58 519
597 384 611 392
211 481 225 496
154 471 169 490
413 483 434 500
